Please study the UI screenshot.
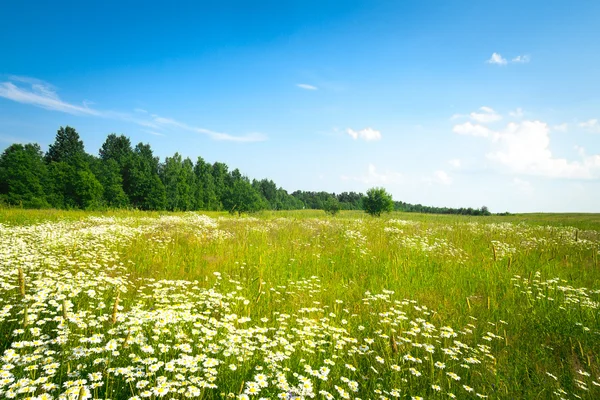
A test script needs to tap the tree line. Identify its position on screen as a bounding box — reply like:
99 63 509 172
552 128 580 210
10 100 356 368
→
0 126 495 215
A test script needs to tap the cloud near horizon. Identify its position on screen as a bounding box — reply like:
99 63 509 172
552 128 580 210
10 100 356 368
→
341 163 402 185
452 107 600 180
0 76 267 143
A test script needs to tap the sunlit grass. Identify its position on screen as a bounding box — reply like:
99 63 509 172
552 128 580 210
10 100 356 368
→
0 209 598 399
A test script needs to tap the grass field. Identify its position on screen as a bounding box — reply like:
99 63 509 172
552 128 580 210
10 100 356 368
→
0 209 598 400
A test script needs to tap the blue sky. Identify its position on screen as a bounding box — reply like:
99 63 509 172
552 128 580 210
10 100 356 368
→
1 0 600 212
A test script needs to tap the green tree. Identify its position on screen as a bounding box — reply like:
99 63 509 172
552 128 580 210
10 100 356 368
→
193 157 218 210
73 169 104 209
211 162 229 210
126 143 166 210
161 153 183 211
45 126 86 165
363 187 394 217
45 161 72 208
99 134 133 167
98 159 129 208
323 196 341 216
223 172 267 215
160 153 196 211
0 143 49 208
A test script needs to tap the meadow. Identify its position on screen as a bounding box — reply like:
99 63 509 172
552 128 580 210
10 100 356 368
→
0 209 598 400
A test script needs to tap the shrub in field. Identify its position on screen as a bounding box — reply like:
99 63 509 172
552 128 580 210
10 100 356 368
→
363 187 394 217
323 196 341 216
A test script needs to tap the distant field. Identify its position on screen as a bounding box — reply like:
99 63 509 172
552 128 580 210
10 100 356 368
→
0 209 598 399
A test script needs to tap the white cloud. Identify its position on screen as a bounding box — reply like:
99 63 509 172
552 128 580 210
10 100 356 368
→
433 170 453 185
141 129 165 137
297 83 318 90
0 80 100 116
487 52 507 65
579 119 600 133
452 122 491 137
470 106 502 123
512 178 534 195
509 108 524 118
486 120 600 179
449 158 461 168
512 55 531 63
0 76 266 143
346 127 382 141
150 115 267 142
134 108 148 114
341 164 402 184
552 123 568 132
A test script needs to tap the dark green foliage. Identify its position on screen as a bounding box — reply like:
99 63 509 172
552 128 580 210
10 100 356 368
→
395 201 492 216
45 161 72 208
0 126 493 215
125 143 166 210
73 169 104 209
323 196 341 216
99 134 133 167
97 159 129 208
363 187 394 217
211 162 229 210
0 144 49 208
45 126 86 165
44 126 103 209
194 157 218 210
160 153 196 211
223 173 267 215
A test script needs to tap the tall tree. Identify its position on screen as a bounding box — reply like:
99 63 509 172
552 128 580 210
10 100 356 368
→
45 126 86 165
180 157 196 211
0 143 49 208
44 126 103 209
194 157 218 210
223 173 267 215
99 134 133 167
97 159 129 208
211 162 229 210
126 143 166 210
161 152 183 211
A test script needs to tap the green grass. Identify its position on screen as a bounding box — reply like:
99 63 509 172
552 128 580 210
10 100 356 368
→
0 209 598 399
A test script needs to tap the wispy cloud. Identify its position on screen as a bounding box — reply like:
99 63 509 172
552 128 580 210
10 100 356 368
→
552 123 568 132
341 164 402 184
296 83 318 90
149 115 267 142
579 119 600 133
487 52 507 65
453 122 492 137
448 158 461 168
470 106 501 123
512 55 531 63
512 177 534 195
487 53 531 65
509 108 524 118
433 170 453 185
0 80 100 116
346 127 382 141
0 76 267 143
141 129 165 137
